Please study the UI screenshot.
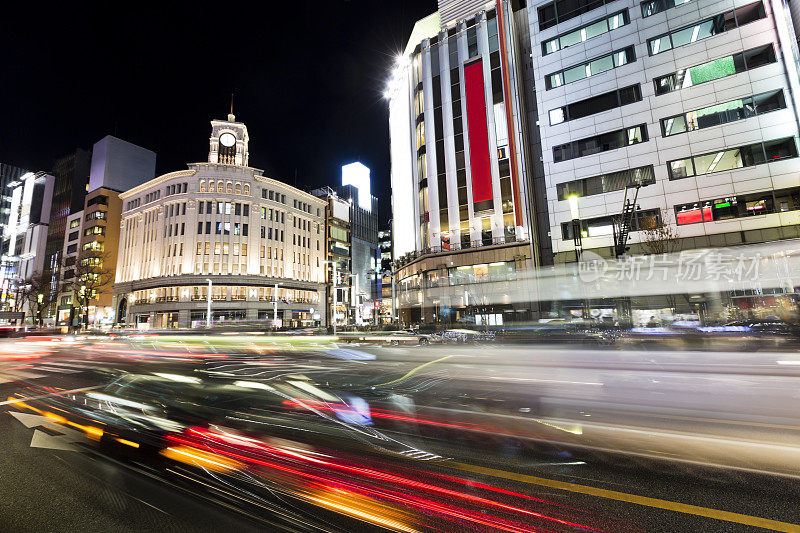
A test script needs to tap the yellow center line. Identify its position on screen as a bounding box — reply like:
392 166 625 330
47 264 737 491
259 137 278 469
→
449 461 800 532
374 355 453 387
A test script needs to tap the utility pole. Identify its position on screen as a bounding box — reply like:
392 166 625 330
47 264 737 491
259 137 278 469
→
273 282 280 329
205 278 212 328
332 261 337 335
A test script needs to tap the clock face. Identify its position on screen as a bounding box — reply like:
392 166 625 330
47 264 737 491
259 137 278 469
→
219 133 236 147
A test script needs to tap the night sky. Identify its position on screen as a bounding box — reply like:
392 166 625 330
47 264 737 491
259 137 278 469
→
1 1 435 224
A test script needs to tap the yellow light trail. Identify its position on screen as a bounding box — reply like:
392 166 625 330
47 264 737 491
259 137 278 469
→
449 461 800 532
374 355 454 387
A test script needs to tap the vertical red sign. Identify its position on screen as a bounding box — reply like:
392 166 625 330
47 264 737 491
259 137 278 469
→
463 60 493 207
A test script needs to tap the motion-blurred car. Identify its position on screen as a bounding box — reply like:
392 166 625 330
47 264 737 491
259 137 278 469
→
436 329 494 343
341 330 436 345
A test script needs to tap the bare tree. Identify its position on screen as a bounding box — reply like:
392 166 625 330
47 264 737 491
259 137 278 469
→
639 212 681 256
72 250 114 330
639 212 681 314
27 274 57 327
11 272 56 327
12 279 33 315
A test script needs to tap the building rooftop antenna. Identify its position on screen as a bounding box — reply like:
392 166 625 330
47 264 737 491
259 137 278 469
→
228 93 235 122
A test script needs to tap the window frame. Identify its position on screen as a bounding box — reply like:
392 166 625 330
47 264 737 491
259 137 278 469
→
667 137 799 180
647 2 764 56
542 10 629 56
546 46 635 90
661 90 786 137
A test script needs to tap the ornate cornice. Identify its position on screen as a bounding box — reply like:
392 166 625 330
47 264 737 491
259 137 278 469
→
119 170 197 199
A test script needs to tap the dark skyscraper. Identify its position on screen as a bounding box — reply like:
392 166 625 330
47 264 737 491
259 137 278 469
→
45 149 91 288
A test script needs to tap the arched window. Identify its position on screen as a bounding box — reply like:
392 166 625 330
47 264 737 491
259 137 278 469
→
217 181 224 193
226 182 233 194
235 183 242 194
243 184 250 196
199 180 206 192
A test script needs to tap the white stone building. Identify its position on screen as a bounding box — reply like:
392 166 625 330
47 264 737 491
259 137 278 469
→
112 114 328 329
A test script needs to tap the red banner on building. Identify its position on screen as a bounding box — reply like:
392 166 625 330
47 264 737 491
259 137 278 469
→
463 60 493 208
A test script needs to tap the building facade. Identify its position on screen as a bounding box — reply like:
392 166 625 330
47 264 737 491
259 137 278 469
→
527 0 800 264
113 114 328 329
390 0 799 325
313 188 354 327
45 149 91 294
313 163 379 326
378 227 395 323
388 1 541 326
56 210 83 326
5 171 54 282
50 136 156 328
2 171 55 320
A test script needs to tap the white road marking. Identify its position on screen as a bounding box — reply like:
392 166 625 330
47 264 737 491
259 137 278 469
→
0 385 103 406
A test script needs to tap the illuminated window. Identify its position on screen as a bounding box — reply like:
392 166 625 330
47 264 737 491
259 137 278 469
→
661 90 785 136
543 11 629 56
655 45 776 95
668 137 798 180
648 2 765 56
546 47 634 89
642 0 693 17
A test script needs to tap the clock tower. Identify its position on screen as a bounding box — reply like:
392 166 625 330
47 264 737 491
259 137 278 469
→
208 111 250 166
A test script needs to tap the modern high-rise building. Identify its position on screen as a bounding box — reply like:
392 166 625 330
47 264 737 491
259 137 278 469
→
113 113 327 329
378 227 395 323
313 164 379 326
529 0 800 264
0 163 33 298
46 149 91 289
390 0 799 325
387 1 542 326
48 136 156 327
313 188 354 327
3 172 55 307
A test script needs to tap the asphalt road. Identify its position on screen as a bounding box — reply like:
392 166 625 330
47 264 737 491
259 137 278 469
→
0 342 798 532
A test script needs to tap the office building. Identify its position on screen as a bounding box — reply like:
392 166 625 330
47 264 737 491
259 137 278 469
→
528 0 800 263
387 1 541 326
51 136 155 328
313 188 354 327
3 172 55 319
378 227 395 323
113 112 327 329
313 163 379 326
46 149 91 290
0 163 33 301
